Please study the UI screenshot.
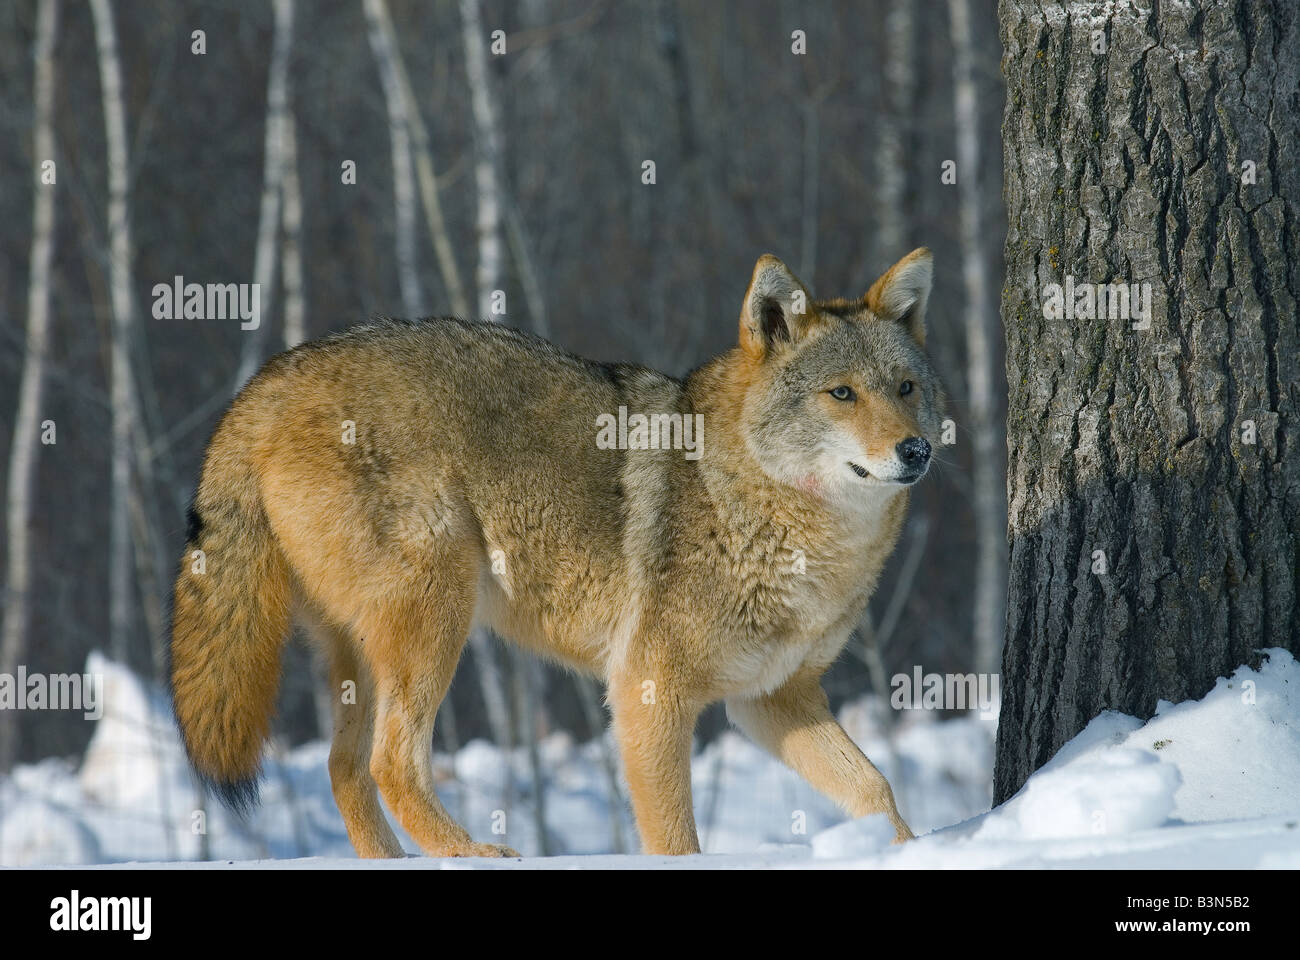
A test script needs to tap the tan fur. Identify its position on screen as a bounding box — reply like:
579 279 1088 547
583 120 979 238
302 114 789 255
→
170 249 944 857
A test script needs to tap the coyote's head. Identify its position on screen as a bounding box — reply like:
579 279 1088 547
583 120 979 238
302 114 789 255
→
732 249 946 502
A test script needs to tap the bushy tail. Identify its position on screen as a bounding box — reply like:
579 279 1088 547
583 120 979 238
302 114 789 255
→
170 449 290 815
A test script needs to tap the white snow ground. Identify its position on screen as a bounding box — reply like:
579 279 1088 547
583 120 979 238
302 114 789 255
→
2 649 1297 869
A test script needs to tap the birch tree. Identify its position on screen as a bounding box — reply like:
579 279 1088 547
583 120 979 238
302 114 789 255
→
949 0 1005 675
504 198 548 339
459 0 504 321
235 0 294 391
458 0 518 757
368 0 470 320
799 80 834 288
996 0 1300 801
281 115 305 348
0 0 60 771
363 0 424 320
87 0 175 681
89 0 140 665
875 0 914 265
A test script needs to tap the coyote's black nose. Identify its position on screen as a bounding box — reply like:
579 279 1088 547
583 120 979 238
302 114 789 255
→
896 436 931 469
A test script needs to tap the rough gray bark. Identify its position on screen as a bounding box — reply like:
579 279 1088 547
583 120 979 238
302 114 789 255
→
0 0 59 772
996 0 1300 803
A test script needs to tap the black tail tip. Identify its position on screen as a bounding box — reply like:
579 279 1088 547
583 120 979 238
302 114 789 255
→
197 771 262 819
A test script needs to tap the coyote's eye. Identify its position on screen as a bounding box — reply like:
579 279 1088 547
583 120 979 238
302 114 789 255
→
829 385 855 401
899 380 914 397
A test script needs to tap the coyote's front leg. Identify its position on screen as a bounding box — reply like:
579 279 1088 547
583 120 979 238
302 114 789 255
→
608 671 702 855
726 668 914 843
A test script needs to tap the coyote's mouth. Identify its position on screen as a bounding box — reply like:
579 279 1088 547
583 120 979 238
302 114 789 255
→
848 461 925 486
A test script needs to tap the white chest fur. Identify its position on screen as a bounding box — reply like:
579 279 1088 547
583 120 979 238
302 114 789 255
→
719 497 897 698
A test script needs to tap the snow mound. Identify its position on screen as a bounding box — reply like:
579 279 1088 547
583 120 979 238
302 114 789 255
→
79 651 186 808
974 746 1180 840
806 647 1300 868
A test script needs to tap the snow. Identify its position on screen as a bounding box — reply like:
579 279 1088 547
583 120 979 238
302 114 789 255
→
973 744 1181 840
3 649 1298 869
810 813 895 859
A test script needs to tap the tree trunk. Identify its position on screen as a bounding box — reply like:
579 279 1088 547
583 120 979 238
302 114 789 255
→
513 656 549 855
575 675 627 854
995 0 1300 803
235 0 293 391
949 0 1005 676
457 0 515 755
281 115 305 348
504 196 549 339
507 0 556 340
369 0 470 320
364 0 424 320
0 0 59 772
799 95 821 286
93 0 175 680
459 0 504 321
656 0 696 161
89 0 138 666
874 0 914 266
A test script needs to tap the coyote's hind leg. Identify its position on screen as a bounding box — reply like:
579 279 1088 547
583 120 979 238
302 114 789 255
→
358 556 519 859
315 620 405 858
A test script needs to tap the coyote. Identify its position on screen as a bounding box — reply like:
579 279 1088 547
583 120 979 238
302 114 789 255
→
171 249 944 857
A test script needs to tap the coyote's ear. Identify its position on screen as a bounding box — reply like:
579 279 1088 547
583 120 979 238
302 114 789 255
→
739 255 815 359
866 248 932 346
